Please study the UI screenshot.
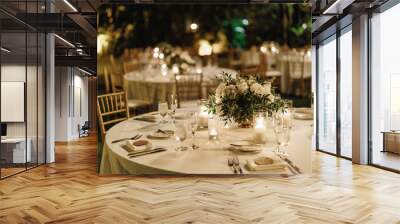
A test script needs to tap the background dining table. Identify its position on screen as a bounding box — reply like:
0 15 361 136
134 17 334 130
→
100 109 313 175
123 66 237 104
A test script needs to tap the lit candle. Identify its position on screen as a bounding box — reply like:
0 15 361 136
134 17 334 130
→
253 111 267 144
208 116 219 141
198 105 209 128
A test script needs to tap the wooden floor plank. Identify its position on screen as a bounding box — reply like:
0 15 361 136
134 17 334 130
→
0 135 399 223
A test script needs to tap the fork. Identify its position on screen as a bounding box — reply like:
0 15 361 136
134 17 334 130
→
227 158 237 174
233 155 243 174
112 134 142 144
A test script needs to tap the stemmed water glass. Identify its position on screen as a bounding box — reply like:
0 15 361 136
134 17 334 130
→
187 112 199 150
174 121 188 151
169 94 178 124
273 111 291 157
158 101 168 124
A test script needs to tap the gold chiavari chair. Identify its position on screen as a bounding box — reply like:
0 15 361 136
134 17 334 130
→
175 72 203 108
97 91 130 141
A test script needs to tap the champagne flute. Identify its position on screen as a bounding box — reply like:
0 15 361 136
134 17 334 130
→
174 121 188 151
158 101 168 124
187 112 199 150
169 94 178 124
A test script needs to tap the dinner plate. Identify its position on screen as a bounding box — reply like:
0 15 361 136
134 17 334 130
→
230 141 262 152
147 130 173 139
293 112 313 120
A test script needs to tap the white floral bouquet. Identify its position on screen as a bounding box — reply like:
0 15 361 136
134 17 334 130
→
165 50 195 73
207 72 285 126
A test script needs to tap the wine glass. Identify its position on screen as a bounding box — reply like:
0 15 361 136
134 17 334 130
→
169 94 178 124
174 121 188 151
158 101 168 124
187 112 199 150
273 112 291 157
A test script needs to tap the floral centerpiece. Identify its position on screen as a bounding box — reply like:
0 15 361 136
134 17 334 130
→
164 51 195 73
206 72 285 127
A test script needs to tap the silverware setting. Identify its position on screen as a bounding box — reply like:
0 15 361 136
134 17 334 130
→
112 134 142 144
227 156 243 174
127 147 167 158
277 154 301 174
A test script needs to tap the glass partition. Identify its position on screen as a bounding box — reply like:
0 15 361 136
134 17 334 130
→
0 1 46 179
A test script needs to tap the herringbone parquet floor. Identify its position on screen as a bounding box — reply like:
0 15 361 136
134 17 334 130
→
1 135 400 224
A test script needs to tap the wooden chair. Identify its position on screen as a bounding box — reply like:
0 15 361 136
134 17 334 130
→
97 91 130 141
105 62 152 116
175 72 203 108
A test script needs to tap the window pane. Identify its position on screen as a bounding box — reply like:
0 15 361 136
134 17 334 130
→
317 36 337 154
340 29 352 158
371 3 400 171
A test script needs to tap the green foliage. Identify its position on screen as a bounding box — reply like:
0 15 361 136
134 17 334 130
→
98 4 311 57
206 72 285 124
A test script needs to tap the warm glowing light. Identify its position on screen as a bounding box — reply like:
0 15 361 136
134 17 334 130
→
302 23 308 29
198 40 212 56
260 46 267 53
190 23 198 31
172 64 179 74
306 50 311 57
271 46 279 54
154 47 159 53
97 34 108 54
158 53 165 59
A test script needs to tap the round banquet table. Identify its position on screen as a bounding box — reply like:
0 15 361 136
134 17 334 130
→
123 66 237 103
100 109 313 175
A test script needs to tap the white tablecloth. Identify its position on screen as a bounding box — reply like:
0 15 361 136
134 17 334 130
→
124 66 237 103
100 110 313 175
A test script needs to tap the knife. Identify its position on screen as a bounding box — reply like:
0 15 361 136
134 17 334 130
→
128 148 167 158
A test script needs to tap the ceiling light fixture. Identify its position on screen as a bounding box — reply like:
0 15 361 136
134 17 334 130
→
1 47 11 53
322 0 354 15
63 0 78 12
54 34 75 48
78 67 93 76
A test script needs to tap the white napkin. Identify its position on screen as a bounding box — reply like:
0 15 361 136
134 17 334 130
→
124 140 152 153
246 156 287 171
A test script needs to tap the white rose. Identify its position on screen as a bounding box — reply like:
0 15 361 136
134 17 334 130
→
237 81 248 94
263 82 272 95
268 94 275 101
225 85 236 97
250 83 264 96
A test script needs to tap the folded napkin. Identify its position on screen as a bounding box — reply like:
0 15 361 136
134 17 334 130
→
246 156 287 171
124 140 152 153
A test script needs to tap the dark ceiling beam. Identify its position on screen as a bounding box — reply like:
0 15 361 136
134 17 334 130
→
67 13 97 39
55 55 96 71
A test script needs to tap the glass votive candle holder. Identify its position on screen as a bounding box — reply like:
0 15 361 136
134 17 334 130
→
198 99 209 128
253 110 267 144
208 115 219 141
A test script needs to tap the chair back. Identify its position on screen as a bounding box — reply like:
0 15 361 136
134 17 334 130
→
97 91 130 141
175 72 203 108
